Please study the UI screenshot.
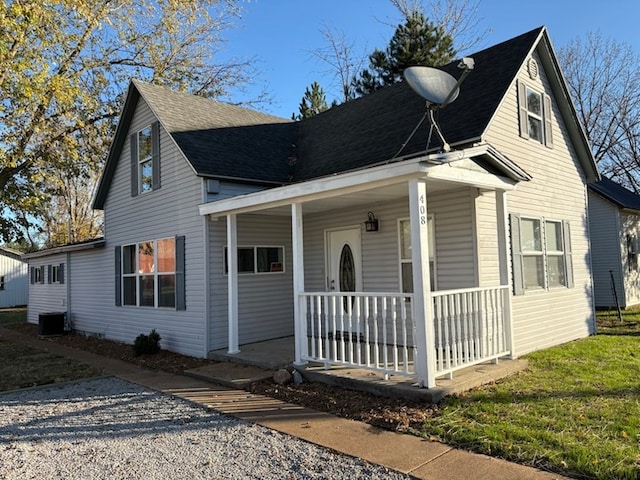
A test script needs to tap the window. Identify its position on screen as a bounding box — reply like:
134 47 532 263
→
130 122 160 196
511 214 573 294
224 246 284 274
121 237 179 308
138 127 153 193
48 263 64 284
30 266 44 284
518 80 553 148
0 275 4 290
398 217 435 293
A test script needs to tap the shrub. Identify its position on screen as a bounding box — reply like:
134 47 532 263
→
132 329 161 356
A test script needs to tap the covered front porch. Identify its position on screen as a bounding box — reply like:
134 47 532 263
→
200 146 528 389
206 335 528 402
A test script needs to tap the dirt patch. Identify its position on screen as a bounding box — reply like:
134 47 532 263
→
7 323 438 433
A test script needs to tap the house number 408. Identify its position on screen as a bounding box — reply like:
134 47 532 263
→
419 195 427 225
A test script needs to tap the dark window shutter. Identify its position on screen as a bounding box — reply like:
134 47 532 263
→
543 94 553 148
175 235 186 310
563 221 574 288
518 81 529 139
59 263 65 284
130 133 138 197
115 246 122 306
151 121 161 190
47 264 52 284
30 267 34 284
510 213 525 295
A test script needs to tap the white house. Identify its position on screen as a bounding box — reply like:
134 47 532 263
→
0 246 28 308
588 177 640 309
26 27 599 389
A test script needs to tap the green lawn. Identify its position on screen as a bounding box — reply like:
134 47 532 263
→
421 311 640 479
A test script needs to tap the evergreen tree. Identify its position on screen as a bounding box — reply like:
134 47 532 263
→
353 11 456 96
292 82 329 120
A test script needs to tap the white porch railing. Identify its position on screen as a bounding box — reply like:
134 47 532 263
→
432 286 511 377
300 286 511 381
300 292 416 377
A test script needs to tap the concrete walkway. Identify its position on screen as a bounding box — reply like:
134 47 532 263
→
0 327 570 480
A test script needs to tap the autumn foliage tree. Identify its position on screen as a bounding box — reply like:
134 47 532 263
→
0 0 253 246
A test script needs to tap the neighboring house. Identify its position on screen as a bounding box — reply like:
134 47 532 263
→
0 246 28 308
26 26 599 389
588 177 640 309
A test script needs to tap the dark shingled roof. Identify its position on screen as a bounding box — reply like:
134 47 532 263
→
589 177 640 212
98 26 597 208
133 80 296 184
292 27 543 181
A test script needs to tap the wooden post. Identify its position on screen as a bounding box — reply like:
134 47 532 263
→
291 203 307 365
409 179 436 388
227 214 240 354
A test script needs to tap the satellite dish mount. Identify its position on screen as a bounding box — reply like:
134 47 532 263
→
394 58 474 157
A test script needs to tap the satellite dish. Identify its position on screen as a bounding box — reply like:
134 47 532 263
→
393 58 475 156
403 66 460 107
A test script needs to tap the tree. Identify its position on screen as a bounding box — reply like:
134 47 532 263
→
389 0 487 54
0 0 256 246
310 25 367 104
558 31 640 191
353 11 456 96
292 81 329 120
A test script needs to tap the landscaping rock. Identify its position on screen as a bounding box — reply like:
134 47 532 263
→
273 369 292 385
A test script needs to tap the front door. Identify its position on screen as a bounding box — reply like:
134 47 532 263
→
326 227 362 295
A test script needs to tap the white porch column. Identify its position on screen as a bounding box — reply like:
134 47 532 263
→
409 179 437 388
496 189 514 356
226 214 240 354
291 203 307 365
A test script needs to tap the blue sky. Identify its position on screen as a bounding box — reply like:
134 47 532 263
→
225 1 640 118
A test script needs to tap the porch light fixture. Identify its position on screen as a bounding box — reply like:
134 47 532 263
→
365 212 379 232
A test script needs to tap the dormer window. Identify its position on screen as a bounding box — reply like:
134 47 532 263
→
518 80 553 148
130 121 160 196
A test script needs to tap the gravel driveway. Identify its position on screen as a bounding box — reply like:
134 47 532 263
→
0 377 410 479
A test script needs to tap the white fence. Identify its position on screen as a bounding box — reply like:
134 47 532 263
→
300 286 511 381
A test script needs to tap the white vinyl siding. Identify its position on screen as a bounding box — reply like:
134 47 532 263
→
27 254 67 324
302 188 477 295
209 214 294 350
86 98 206 357
0 251 28 308
485 49 594 356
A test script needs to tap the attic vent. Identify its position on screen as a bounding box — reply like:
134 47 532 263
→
527 58 539 80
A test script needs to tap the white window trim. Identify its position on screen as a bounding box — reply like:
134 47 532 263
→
519 216 569 291
223 245 286 275
398 216 436 292
122 237 177 308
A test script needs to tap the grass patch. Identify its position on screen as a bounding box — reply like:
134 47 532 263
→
0 307 27 325
0 338 101 392
420 312 640 479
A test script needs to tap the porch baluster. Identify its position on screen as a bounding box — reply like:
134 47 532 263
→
381 296 388 371
391 296 398 372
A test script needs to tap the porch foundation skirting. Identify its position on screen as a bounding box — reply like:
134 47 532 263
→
299 286 512 386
